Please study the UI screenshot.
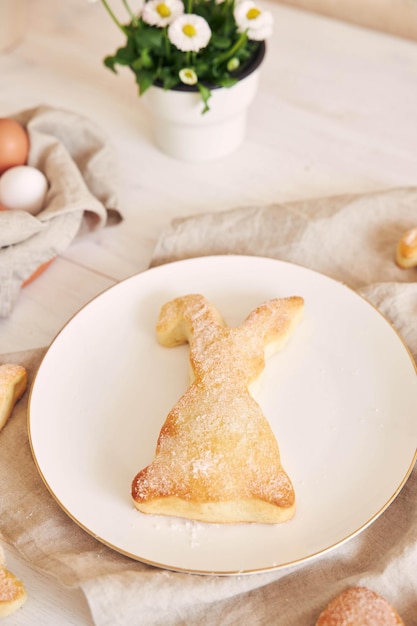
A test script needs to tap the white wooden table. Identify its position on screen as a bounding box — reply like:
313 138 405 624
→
1 0 416 622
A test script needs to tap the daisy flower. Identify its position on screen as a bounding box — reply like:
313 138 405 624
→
234 0 273 40
142 0 184 28
179 68 198 84
168 14 211 52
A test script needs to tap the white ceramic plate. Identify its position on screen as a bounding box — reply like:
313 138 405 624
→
28 255 417 575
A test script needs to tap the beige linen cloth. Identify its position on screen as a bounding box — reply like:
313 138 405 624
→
0 104 122 317
1 187 417 625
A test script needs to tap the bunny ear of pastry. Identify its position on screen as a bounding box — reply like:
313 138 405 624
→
156 293 226 347
0 364 28 432
132 294 303 524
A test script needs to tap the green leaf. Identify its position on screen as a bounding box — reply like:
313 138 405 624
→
103 55 118 72
132 48 154 70
193 61 210 76
135 26 164 50
163 74 180 90
216 75 238 88
197 83 212 114
135 70 157 95
210 34 233 50
104 40 138 68
158 66 180 90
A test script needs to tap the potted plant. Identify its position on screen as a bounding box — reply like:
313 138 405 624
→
98 0 273 160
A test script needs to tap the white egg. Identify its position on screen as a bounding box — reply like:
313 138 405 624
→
0 165 48 215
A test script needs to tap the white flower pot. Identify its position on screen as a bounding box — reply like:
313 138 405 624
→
142 44 265 162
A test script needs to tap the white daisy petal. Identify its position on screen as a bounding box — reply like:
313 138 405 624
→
168 14 212 52
142 0 184 27
234 0 273 40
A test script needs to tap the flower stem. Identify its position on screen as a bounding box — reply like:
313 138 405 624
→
100 0 129 34
163 27 171 60
121 0 139 25
186 0 193 14
215 31 248 65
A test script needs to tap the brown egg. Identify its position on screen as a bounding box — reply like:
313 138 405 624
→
0 118 30 174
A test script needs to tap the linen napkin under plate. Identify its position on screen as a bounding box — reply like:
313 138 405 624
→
1 186 417 625
0 104 122 318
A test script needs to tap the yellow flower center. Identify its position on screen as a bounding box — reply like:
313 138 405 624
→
247 7 261 20
182 23 197 37
156 3 171 18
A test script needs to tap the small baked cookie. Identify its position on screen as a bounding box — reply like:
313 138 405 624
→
396 227 417 268
316 586 404 626
132 294 304 524
0 544 27 618
0 363 27 431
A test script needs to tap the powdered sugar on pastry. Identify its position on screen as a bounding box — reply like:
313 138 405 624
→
0 363 27 432
132 294 304 524
316 586 404 626
0 544 27 618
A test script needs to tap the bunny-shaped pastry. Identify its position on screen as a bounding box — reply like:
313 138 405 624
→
132 294 304 524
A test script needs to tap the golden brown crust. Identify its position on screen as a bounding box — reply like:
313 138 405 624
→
396 227 417 268
132 294 304 524
0 364 28 432
316 586 404 626
0 366 28 616
0 567 27 618
0 545 27 618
